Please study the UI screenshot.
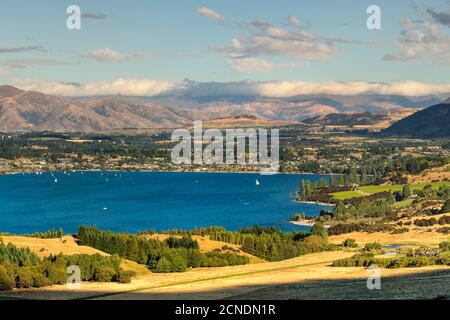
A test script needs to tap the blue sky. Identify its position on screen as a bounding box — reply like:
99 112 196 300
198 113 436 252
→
1 0 450 97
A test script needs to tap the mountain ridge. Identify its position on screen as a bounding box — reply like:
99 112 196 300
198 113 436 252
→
382 101 450 138
0 85 444 133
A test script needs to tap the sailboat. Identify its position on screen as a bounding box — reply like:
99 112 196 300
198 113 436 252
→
256 179 260 186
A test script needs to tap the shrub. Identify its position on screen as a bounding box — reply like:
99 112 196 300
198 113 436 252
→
437 251 450 265
437 227 450 234
117 270 135 284
41 256 68 285
32 273 51 288
290 213 303 221
342 239 358 248
0 265 14 291
439 215 450 225
310 222 328 239
186 249 206 268
17 268 35 288
202 251 249 267
441 200 450 213
402 184 411 199
391 228 409 234
302 235 328 253
293 231 309 241
331 254 374 267
439 241 450 252
203 256 228 267
154 257 172 273
94 267 116 282
362 242 383 252
407 256 435 267
221 245 238 252
387 257 410 268
168 252 188 273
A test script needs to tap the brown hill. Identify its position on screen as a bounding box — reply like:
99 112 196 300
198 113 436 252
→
302 110 416 130
382 101 450 138
0 85 24 99
0 86 223 132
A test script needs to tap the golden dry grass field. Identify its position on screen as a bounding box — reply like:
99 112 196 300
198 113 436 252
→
0 235 148 275
1 235 106 257
1 231 449 300
329 230 449 246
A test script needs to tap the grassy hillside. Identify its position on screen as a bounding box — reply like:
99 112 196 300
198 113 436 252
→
331 181 450 200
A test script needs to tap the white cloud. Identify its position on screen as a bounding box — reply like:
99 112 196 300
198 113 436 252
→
10 78 450 98
210 16 341 73
182 80 450 98
226 57 304 73
81 48 151 62
253 80 450 97
211 17 337 63
287 15 303 28
227 57 278 73
13 78 175 97
384 19 450 62
197 7 226 22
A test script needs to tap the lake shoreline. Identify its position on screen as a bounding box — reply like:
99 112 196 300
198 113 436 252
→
0 168 336 176
289 220 331 228
296 200 336 207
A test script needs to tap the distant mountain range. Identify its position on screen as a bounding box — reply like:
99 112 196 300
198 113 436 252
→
0 85 444 133
0 85 216 132
382 100 450 138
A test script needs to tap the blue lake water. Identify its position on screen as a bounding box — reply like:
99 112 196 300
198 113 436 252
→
0 172 332 234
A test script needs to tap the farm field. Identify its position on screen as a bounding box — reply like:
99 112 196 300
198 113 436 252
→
331 181 450 200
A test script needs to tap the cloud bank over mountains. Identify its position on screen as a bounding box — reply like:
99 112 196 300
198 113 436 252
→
12 78 450 98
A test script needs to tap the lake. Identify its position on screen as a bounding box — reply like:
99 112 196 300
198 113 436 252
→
0 171 332 234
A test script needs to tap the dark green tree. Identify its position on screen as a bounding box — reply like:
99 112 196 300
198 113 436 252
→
402 184 411 199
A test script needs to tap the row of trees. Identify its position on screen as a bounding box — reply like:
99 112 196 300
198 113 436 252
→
185 224 330 262
77 226 249 273
27 229 64 239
